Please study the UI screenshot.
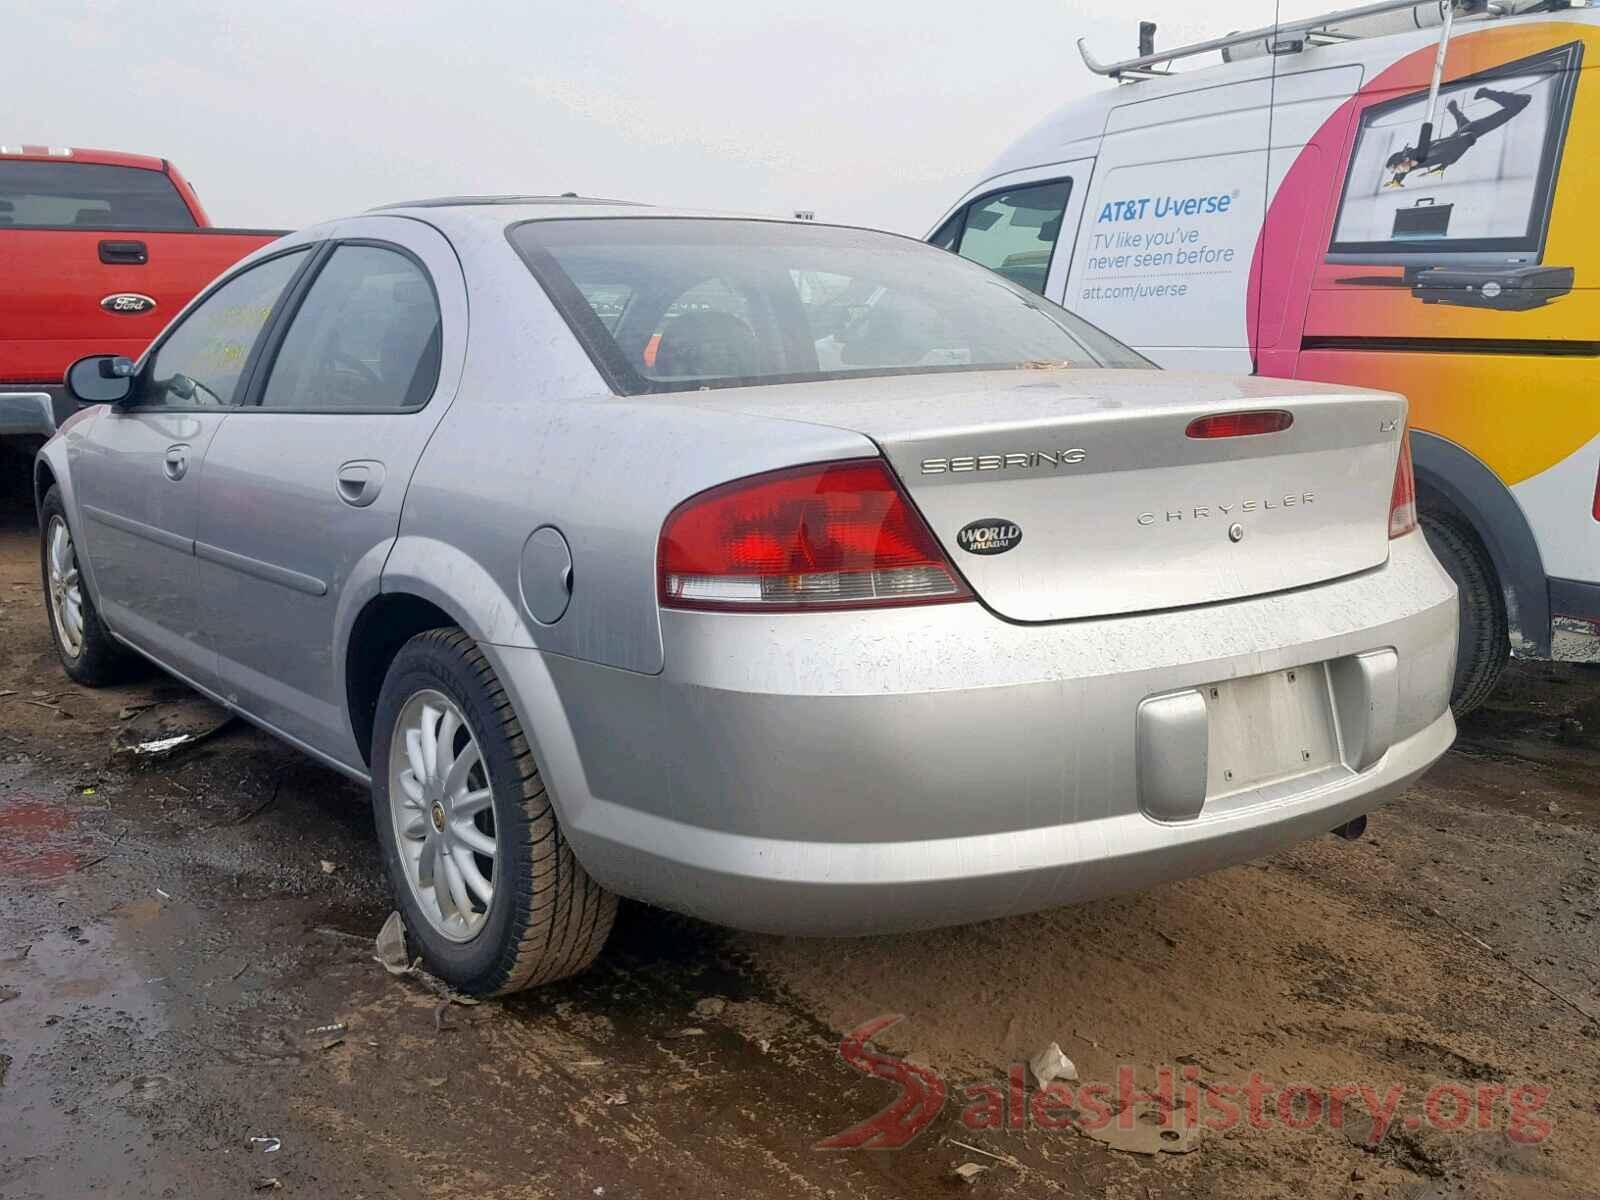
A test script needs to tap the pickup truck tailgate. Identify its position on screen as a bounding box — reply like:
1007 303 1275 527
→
0 228 282 383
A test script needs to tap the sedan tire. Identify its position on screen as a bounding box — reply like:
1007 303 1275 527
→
39 485 134 687
371 628 617 995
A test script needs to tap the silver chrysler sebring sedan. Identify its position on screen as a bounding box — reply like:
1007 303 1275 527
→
35 198 1457 994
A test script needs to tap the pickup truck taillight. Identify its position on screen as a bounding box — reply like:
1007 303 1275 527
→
658 459 971 612
1389 432 1417 540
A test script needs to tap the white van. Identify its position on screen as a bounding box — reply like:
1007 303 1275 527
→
931 0 1600 714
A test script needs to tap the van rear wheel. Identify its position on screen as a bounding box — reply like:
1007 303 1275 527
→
1421 509 1508 719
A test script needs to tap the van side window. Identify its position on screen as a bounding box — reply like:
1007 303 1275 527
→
944 179 1072 295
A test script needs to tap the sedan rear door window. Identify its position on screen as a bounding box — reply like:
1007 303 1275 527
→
258 244 442 411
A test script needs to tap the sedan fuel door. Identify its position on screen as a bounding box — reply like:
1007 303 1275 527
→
193 218 465 771
66 247 312 691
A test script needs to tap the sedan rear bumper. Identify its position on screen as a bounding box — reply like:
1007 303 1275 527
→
489 530 1457 935
529 710 1450 934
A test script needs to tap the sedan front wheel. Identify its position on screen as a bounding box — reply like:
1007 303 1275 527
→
370 628 616 995
38 485 134 686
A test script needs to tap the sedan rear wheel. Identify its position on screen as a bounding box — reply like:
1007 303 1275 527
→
388 689 498 942
370 628 617 995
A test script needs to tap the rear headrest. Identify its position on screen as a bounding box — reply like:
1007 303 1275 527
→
654 310 761 379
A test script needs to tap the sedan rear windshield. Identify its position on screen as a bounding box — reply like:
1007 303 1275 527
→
508 218 1148 394
0 161 196 229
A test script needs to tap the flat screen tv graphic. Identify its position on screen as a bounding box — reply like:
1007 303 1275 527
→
1327 40 1582 310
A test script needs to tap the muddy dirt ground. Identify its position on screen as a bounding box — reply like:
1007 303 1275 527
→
2 492 1598 1200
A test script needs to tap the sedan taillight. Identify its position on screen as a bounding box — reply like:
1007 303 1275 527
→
658 459 972 612
1389 431 1418 539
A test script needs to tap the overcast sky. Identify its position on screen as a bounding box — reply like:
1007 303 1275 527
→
18 0 1316 234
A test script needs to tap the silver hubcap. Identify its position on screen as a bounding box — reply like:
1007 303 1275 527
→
388 690 497 942
46 516 85 659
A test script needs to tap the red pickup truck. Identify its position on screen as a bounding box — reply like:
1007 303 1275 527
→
0 146 282 480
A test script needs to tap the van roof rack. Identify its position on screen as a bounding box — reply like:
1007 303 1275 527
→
1077 0 1561 80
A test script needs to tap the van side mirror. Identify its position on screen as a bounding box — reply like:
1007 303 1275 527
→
66 355 137 405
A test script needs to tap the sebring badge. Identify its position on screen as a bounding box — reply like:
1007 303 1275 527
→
100 293 157 315
921 448 1086 475
956 518 1022 556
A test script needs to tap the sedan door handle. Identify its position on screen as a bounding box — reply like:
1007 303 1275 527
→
336 460 386 508
163 444 190 481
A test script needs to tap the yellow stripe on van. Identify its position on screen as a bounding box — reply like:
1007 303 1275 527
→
1297 349 1600 486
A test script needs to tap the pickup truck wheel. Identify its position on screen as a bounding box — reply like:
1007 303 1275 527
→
39 485 133 686
370 628 617 995
1421 509 1508 719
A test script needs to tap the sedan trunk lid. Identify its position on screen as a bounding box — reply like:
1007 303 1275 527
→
673 368 1406 622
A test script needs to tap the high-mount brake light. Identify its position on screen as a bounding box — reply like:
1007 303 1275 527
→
1389 430 1418 539
658 459 972 612
1185 410 1294 439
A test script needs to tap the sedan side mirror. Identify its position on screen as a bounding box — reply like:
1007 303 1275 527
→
66 354 137 406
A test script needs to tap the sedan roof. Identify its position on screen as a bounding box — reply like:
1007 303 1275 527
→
371 196 874 241
369 194 646 211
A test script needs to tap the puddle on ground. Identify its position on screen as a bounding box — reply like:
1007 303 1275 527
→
0 790 96 880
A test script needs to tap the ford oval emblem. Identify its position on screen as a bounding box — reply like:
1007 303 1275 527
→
100 293 157 315
955 518 1022 556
